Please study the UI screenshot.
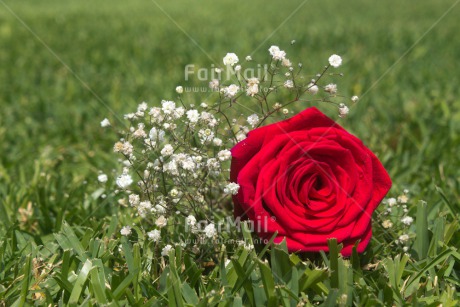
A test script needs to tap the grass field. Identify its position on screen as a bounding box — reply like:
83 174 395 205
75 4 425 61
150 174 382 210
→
1 0 460 305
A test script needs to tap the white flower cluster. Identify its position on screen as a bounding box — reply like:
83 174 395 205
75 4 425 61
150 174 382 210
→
268 45 287 61
104 45 352 259
380 190 416 252
328 54 342 68
223 53 239 66
246 78 259 97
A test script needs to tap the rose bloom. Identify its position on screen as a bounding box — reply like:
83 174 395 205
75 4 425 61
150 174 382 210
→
230 107 391 256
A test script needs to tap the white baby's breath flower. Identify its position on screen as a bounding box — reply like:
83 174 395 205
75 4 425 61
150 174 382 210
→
206 158 220 170
200 111 217 127
120 226 132 236
149 127 165 142
282 58 292 67
155 204 166 214
175 86 183 94
338 104 349 118
200 102 208 108
399 234 410 243
179 155 196 171
224 84 239 98
382 220 393 229
147 229 161 242
386 197 397 206
161 144 174 156
401 216 414 226
100 118 111 127
398 194 409 204
124 113 136 120
169 189 179 198
128 194 140 206
247 114 259 128
224 182 240 195
186 215 197 227
116 173 133 189
217 149 232 161
209 79 219 90
149 107 163 122
268 45 286 61
161 100 176 114
234 65 241 72
236 132 246 141
351 95 359 103
325 83 337 94
98 174 108 183
223 53 239 66
113 141 133 155
161 244 173 256
307 83 319 95
163 160 178 175
137 102 148 112
213 138 223 146
328 54 342 68
186 109 200 123
204 223 216 238
284 80 294 88
246 78 259 97
245 55 252 61
173 107 185 119
268 45 280 56
133 123 146 138
198 129 214 144
155 215 168 228
137 200 153 217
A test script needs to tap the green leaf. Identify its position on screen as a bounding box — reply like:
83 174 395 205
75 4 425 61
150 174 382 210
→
257 259 276 305
90 259 108 304
405 248 454 291
328 238 341 289
184 253 203 288
299 267 329 294
62 222 86 258
435 186 457 217
13 255 31 307
231 259 254 306
270 239 292 284
251 270 267 306
428 217 445 257
322 289 339 307
168 248 184 307
113 270 139 300
232 296 243 307
181 282 199 305
337 258 352 303
68 259 93 305
287 266 299 303
414 200 429 260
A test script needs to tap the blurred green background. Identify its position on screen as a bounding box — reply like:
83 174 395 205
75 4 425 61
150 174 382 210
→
0 0 459 229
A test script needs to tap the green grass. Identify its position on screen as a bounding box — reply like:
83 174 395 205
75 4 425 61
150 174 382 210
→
1 0 460 305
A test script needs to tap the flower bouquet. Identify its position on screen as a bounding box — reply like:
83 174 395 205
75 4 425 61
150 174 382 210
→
100 45 391 261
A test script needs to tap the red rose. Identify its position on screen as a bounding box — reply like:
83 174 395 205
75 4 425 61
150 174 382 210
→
230 107 391 256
